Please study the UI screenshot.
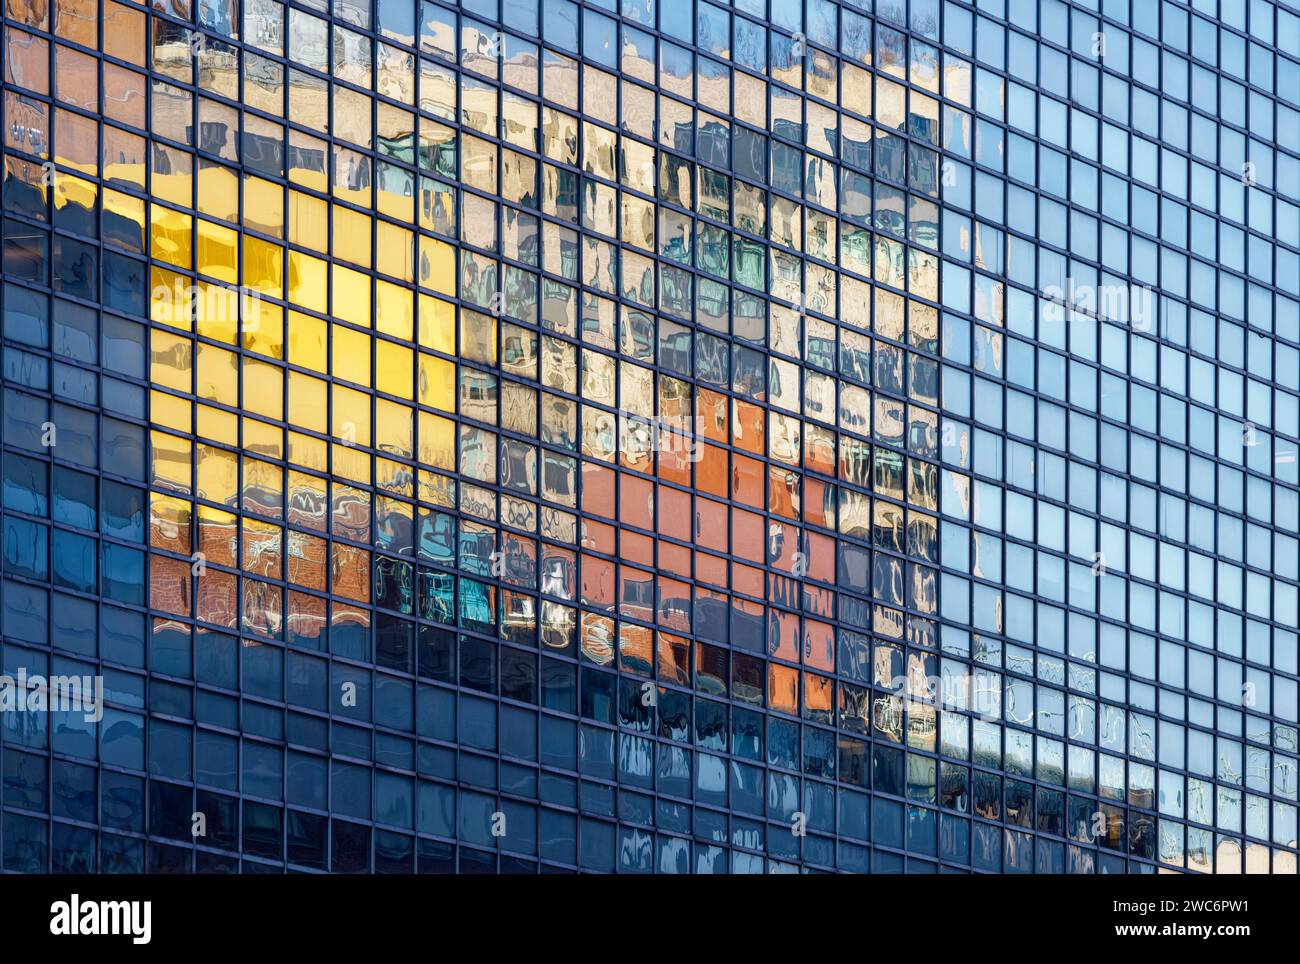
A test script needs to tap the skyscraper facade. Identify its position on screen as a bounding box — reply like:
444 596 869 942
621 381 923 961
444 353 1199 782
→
0 0 1297 874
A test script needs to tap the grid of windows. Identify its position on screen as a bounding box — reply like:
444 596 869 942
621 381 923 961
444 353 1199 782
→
0 0 1297 873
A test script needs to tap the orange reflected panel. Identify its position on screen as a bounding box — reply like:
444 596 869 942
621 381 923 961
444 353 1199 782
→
656 576 691 633
618 473 654 530
617 623 653 676
331 544 370 602
149 555 191 617
694 498 727 553
287 591 327 650
730 506 762 564
242 579 283 639
656 486 691 542
656 631 690 685
581 461 615 519
580 553 615 611
803 619 835 672
803 672 833 719
196 570 238 630
769 663 798 715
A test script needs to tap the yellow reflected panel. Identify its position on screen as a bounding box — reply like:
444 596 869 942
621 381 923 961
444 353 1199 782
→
332 325 372 388
418 294 455 354
419 353 454 412
375 279 413 340
150 390 191 434
376 339 413 399
150 328 192 391
289 190 328 252
244 300 284 358
197 161 239 221
288 250 328 315
376 397 413 459
376 220 413 282
332 264 371 328
243 357 285 422
288 371 328 434
244 175 284 238
196 342 238 405
150 204 193 268
333 206 372 268
196 444 238 505
288 310 327 372
418 235 455 294
419 410 455 470
243 235 284 299
151 430 193 493
197 219 238 283
332 384 372 447
195 280 239 345
198 404 239 446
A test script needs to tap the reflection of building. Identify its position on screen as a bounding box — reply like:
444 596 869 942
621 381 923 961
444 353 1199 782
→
4 0 1298 880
